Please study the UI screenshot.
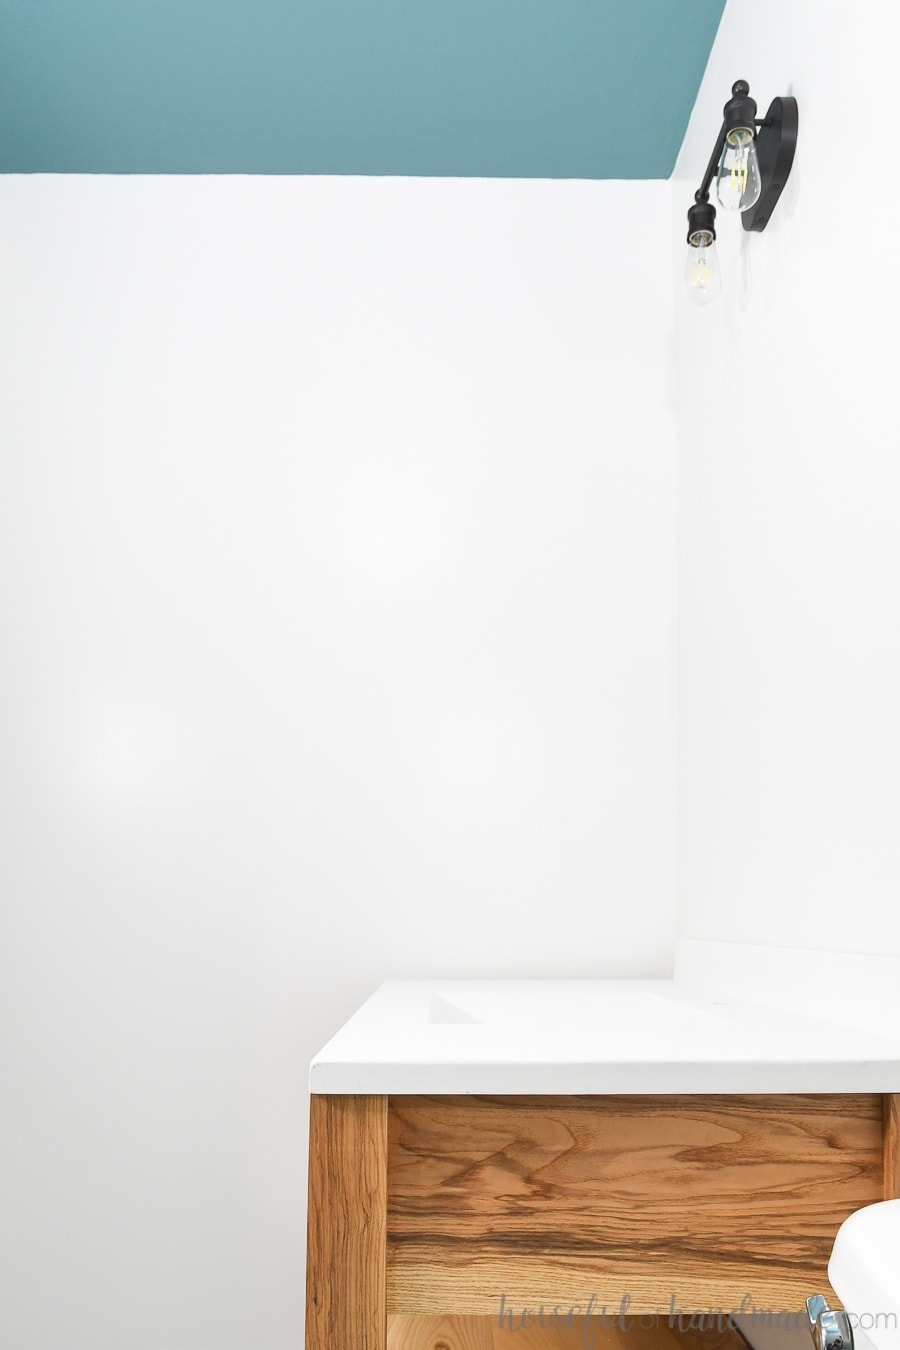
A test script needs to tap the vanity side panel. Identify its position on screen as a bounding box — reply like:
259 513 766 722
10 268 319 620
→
306 1094 388 1350
884 1094 900 1198
386 1094 883 1317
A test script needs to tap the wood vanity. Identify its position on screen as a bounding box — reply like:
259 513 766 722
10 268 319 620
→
305 964 900 1350
306 1091 900 1350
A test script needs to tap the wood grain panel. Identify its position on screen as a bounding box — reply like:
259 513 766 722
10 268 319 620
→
387 1314 492 1349
884 1095 900 1199
387 1314 754 1350
387 1094 883 1315
492 1317 753 1350
306 1094 388 1350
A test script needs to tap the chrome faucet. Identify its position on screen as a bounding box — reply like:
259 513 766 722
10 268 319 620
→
808 1296 855 1350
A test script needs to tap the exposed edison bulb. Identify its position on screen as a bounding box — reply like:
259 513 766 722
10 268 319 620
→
716 127 762 212
684 231 721 305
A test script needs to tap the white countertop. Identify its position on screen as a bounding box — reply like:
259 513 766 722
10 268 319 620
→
308 941 900 1094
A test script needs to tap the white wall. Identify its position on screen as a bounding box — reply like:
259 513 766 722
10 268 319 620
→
0 175 676 1350
673 0 900 954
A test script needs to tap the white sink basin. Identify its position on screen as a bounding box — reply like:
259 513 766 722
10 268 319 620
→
309 972 900 1095
430 984 724 1028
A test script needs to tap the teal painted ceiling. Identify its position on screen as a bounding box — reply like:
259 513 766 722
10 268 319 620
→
0 1 726 177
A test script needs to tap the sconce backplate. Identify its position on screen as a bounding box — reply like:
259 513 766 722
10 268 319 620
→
742 95 799 233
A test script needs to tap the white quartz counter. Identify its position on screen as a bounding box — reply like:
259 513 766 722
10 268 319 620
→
308 940 900 1095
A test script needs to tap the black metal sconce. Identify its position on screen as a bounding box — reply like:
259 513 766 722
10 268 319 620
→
685 80 798 305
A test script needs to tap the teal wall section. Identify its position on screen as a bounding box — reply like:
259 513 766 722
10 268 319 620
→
0 0 726 176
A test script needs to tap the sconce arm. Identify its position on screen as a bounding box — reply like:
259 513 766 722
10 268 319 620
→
695 121 728 203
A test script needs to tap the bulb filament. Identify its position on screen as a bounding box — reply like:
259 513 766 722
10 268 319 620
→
731 152 748 197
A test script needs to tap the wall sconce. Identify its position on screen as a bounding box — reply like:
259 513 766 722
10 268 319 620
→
685 80 798 304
